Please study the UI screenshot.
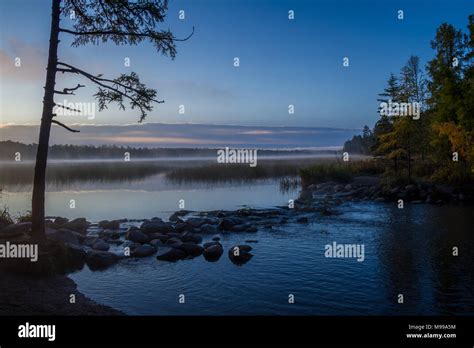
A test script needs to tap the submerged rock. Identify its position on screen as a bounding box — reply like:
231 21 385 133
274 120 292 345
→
156 248 187 262
228 245 253 265
92 239 110 252
86 250 118 270
132 244 156 257
203 243 224 262
175 242 203 258
181 232 202 244
140 220 174 234
62 218 90 234
98 220 120 230
47 228 84 246
126 229 149 244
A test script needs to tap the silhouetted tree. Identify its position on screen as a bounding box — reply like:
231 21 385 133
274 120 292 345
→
31 0 192 239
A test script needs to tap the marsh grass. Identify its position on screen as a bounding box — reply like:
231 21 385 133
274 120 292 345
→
299 160 384 185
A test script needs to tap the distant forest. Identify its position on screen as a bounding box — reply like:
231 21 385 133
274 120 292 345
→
0 140 329 161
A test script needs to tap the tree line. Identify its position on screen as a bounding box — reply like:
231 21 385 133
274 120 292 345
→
344 15 473 184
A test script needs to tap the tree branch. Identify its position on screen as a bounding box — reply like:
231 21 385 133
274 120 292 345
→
51 120 80 133
53 103 81 113
58 26 195 42
57 62 164 104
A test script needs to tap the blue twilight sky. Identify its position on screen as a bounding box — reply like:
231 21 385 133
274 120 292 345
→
0 0 473 133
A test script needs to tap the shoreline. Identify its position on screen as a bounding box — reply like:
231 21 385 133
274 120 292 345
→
0 270 123 315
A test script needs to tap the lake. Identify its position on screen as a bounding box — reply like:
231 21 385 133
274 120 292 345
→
1 158 473 315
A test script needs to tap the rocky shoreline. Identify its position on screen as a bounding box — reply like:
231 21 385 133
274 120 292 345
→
1 176 472 275
300 176 474 205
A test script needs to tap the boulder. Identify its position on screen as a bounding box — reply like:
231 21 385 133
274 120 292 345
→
126 229 149 244
203 243 224 262
132 244 156 257
165 237 183 246
149 239 164 248
228 245 253 265
198 224 217 234
168 213 183 223
62 218 90 234
92 239 110 251
140 220 175 234
86 250 118 270
122 240 141 251
230 224 248 232
148 233 169 242
156 248 187 262
175 222 194 233
181 232 202 244
185 218 208 228
218 217 246 231
0 222 31 238
54 217 69 225
46 228 84 246
98 220 120 230
64 243 86 267
175 242 203 258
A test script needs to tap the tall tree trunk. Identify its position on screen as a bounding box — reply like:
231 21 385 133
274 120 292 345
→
407 152 412 183
31 0 61 240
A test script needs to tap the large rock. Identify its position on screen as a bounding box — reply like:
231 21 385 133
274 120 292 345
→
175 242 203 258
218 217 246 231
92 239 110 251
175 222 194 233
181 232 202 244
148 232 169 242
203 243 224 262
122 240 141 251
185 218 208 228
132 244 156 257
199 224 217 234
86 250 118 270
149 239 164 248
62 218 90 234
54 217 69 225
0 222 31 238
228 245 253 265
140 220 174 234
165 237 183 246
46 228 84 246
98 220 120 230
64 243 86 268
156 248 187 262
126 229 149 244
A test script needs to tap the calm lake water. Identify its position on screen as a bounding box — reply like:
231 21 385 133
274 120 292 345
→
1 159 473 315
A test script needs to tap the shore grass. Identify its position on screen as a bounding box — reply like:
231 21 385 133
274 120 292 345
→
299 160 384 185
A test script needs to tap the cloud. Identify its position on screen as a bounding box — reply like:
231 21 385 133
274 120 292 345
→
0 123 356 149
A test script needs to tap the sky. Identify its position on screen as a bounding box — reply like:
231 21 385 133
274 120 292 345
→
0 0 473 146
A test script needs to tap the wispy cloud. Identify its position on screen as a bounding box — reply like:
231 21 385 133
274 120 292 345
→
0 123 356 149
